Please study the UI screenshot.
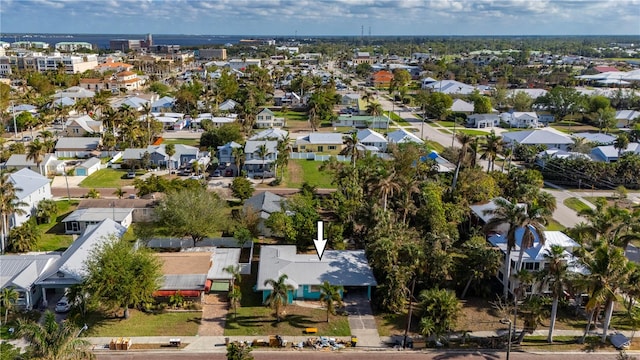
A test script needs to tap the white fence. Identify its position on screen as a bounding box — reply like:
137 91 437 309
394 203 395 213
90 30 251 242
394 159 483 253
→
290 152 392 161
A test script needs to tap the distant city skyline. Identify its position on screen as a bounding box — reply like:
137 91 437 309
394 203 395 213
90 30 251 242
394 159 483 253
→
1 0 639 36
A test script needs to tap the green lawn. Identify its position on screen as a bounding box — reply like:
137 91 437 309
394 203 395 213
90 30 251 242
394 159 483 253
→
79 169 141 188
426 141 445 153
283 159 336 189
83 309 201 337
389 112 410 126
456 129 489 136
36 200 78 251
563 197 592 213
162 138 200 147
273 110 308 121
437 128 452 134
437 121 457 128
546 219 566 231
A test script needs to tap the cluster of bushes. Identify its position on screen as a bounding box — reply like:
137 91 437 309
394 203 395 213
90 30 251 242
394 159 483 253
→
539 154 640 190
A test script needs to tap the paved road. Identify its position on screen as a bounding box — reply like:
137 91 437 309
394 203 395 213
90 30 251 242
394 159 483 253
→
95 350 622 359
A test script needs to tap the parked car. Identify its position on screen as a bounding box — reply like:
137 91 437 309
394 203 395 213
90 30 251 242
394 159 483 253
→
212 170 222 177
21 135 32 142
126 171 136 179
55 297 71 313
224 169 234 177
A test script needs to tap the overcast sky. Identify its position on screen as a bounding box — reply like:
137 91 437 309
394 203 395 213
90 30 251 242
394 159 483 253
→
1 0 639 36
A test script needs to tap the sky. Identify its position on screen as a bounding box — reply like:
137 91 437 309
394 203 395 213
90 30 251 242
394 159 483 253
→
1 0 639 36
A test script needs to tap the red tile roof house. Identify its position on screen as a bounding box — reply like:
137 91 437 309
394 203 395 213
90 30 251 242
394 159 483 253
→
369 70 394 88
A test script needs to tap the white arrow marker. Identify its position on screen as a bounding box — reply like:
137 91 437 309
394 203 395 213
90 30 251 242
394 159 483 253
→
313 221 327 261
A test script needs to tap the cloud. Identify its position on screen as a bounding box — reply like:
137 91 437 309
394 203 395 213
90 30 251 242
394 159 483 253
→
0 0 638 35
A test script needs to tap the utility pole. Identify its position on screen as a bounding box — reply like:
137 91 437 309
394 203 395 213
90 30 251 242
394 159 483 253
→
11 100 18 139
403 276 416 349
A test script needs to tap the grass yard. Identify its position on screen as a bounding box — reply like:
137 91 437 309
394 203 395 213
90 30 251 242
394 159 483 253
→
563 197 592 213
437 121 457 128
550 123 599 133
283 159 336 189
456 129 489 136
83 309 201 337
520 335 610 351
426 140 445 153
546 219 566 231
36 200 78 251
389 112 410 126
162 138 200 147
273 110 308 121
79 169 140 188
437 128 453 134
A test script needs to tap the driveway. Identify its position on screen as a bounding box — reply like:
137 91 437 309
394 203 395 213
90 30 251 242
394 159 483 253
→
344 291 381 348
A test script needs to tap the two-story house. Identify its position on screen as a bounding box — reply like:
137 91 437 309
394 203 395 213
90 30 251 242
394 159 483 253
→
357 129 388 152
243 140 278 178
255 108 285 129
8 168 52 230
500 112 540 128
64 115 103 137
217 141 243 164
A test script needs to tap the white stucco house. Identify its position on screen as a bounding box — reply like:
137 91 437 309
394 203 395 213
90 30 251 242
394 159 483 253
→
8 168 52 229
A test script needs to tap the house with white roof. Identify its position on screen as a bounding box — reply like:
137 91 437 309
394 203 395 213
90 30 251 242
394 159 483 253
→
255 108 285 129
192 113 235 129
53 86 95 100
615 110 640 128
218 99 239 112
8 168 52 229
244 140 278 177
62 208 133 234
151 96 175 112
450 99 475 113
35 219 126 306
256 245 377 303
386 129 424 145
113 96 150 111
357 129 388 152
332 115 389 129
467 113 500 128
572 132 616 146
591 143 640 163
500 112 540 128
64 115 103 137
294 133 344 155
3 153 64 177
0 253 61 310
249 128 289 142
422 80 477 95
122 144 199 169
502 129 573 150
74 157 102 176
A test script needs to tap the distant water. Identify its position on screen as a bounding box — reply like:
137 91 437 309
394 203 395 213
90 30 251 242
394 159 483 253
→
0 33 271 49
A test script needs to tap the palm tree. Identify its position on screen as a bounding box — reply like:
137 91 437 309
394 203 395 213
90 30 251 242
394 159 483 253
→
141 102 153 145
276 136 291 181
371 171 400 212
614 133 630 157
366 101 384 117
0 171 27 254
27 139 47 175
165 143 176 175
256 143 270 184
418 288 462 343
319 281 343 323
451 133 473 193
232 146 245 177
228 285 242 320
339 132 362 167
569 137 592 154
223 264 242 290
17 311 95 360
480 131 503 172
113 187 126 199
1 286 19 326
263 274 294 322
539 244 571 343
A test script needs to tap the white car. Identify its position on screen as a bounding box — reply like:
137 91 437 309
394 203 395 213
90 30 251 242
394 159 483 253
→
55 297 71 313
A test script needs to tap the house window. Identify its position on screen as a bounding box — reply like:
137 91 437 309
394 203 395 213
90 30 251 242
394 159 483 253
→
309 285 320 293
317 146 324 152
299 146 306 150
524 262 540 271
328 146 337 150
72 128 79 134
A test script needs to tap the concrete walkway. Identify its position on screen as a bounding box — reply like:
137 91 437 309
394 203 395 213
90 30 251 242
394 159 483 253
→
344 293 382 348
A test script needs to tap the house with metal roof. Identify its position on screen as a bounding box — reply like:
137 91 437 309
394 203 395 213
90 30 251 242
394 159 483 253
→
8 168 52 230
249 128 289 142
467 114 500 128
0 253 61 310
62 208 133 234
422 80 477 95
450 99 475 113
122 144 199 169
53 86 95 100
54 137 101 158
3 153 64 177
64 115 103 137
572 132 616 146
386 129 424 145
74 157 101 176
217 141 243 164
332 115 389 129
502 129 573 150
256 245 377 303
36 219 126 306
615 110 640 128
218 99 239 112
244 191 285 237
151 96 175 112
591 142 640 163
500 112 540 128
294 133 344 155
357 129 388 152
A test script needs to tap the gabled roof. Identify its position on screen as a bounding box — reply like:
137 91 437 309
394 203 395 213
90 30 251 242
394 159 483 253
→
51 97 75 107
218 99 238 111
387 129 424 144
62 208 133 223
489 229 581 265
217 141 243 150
257 108 275 116
9 168 50 200
151 96 175 108
357 128 387 144
5 153 57 167
572 132 616 145
256 245 377 290
592 143 640 160
249 128 289 141
65 115 101 133
502 129 572 146
78 157 101 168
55 137 100 150
244 191 284 218
0 253 60 290
450 99 474 112
302 133 344 145
245 140 278 154
424 80 477 95
36 219 126 284
615 110 640 121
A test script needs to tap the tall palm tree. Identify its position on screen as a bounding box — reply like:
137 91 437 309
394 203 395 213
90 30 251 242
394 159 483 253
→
263 274 294 322
1 286 19 326
228 285 242 320
480 131 503 172
339 132 362 167
17 311 95 360
256 143 270 184
27 139 47 175
484 198 536 299
0 171 27 254
141 102 153 145
539 244 571 343
614 133 630 157
514 206 548 272
232 146 245 177
319 281 343 323
371 171 400 212
366 101 384 117
165 144 176 175
451 133 473 193
276 136 291 181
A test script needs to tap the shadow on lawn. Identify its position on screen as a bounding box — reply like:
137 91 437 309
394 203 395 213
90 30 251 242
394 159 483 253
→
270 314 316 329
